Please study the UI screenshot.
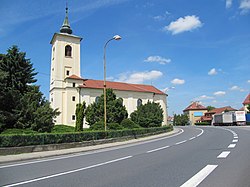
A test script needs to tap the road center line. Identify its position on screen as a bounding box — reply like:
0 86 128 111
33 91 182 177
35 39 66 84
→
176 140 187 145
147 146 170 153
3 156 133 187
180 165 218 187
228 144 236 148
217 151 230 158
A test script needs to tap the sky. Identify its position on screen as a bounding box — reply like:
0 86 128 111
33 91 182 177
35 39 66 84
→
0 0 250 115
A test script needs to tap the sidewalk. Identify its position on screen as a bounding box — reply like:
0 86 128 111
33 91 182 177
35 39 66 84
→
0 128 180 164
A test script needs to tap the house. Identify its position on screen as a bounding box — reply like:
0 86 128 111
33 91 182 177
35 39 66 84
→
199 106 237 124
183 102 207 125
49 7 168 128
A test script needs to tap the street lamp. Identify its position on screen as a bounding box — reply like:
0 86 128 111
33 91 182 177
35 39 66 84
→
103 35 121 131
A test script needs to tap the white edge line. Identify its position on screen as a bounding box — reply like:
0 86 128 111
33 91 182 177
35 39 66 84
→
3 156 133 187
147 146 170 153
0 129 184 169
217 151 230 158
180 165 218 187
189 137 196 140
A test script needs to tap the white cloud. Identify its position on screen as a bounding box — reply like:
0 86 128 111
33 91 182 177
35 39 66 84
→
115 70 163 84
248 80 250 83
144 56 171 65
171 78 185 85
195 95 214 101
230 85 240 90
230 85 245 92
226 0 233 8
239 0 250 14
162 87 175 93
214 91 226 96
208 68 218 75
164 15 202 35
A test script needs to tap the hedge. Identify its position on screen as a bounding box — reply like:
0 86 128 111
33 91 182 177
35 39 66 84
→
195 122 211 126
0 126 172 147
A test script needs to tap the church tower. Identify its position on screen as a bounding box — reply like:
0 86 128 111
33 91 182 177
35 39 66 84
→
50 6 83 125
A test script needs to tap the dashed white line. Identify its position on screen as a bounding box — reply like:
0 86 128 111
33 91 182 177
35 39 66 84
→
176 140 187 145
2 156 133 187
234 136 238 139
217 151 230 158
189 137 196 140
228 144 236 148
147 146 170 153
180 165 218 187
232 139 238 143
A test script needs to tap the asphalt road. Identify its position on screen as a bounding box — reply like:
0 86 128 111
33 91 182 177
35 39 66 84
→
0 126 250 187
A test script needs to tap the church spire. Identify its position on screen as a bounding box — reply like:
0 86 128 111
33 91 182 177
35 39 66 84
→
60 3 73 34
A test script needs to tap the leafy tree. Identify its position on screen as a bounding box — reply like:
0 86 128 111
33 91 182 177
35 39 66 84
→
247 104 250 114
130 101 163 128
85 89 128 126
31 101 59 133
75 101 86 131
173 114 189 126
207 106 215 111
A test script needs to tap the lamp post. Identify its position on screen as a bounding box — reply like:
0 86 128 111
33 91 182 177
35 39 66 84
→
103 35 121 131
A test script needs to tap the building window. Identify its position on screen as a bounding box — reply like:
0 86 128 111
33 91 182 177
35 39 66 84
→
95 96 100 103
73 83 76 87
72 115 76 121
72 96 75 101
65 45 72 57
137 98 142 107
66 70 70 76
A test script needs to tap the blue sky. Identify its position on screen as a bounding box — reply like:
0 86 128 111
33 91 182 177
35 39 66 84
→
0 0 249 115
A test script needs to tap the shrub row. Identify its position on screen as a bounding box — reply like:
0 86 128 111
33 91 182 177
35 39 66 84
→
195 122 211 126
0 126 172 147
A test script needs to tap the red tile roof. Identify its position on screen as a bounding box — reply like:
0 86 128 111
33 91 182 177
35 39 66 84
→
77 79 166 95
206 106 237 114
183 102 207 112
243 93 250 105
66 75 84 80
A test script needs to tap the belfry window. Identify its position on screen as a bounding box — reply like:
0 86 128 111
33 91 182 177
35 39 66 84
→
65 45 72 57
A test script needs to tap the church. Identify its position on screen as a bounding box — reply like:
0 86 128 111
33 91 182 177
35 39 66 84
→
49 7 168 128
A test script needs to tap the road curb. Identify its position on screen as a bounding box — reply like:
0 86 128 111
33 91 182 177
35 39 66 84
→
0 128 181 164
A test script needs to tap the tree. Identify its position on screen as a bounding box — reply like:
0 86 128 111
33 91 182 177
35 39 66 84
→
0 46 37 94
173 114 189 126
247 104 250 114
85 89 128 126
75 101 86 131
130 101 163 128
207 106 215 111
0 46 59 132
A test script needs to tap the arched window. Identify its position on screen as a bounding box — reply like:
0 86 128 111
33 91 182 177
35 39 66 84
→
65 45 72 57
95 96 100 103
137 98 142 107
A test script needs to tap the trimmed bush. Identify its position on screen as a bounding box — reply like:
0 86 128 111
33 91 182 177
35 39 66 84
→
90 121 105 131
108 123 123 130
121 119 140 129
51 125 75 133
195 122 211 126
0 126 173 147
1 128 37 135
